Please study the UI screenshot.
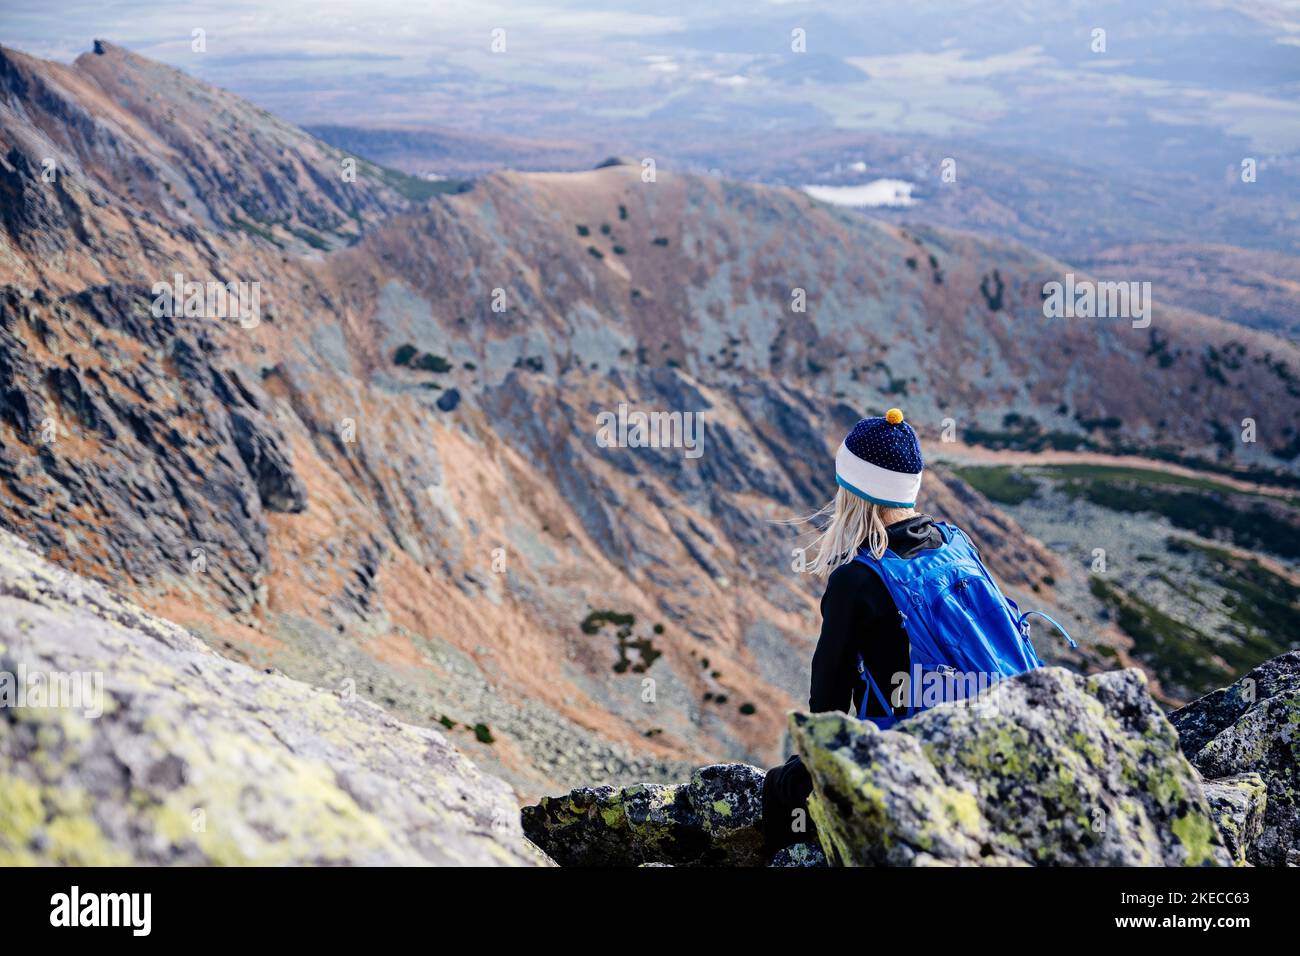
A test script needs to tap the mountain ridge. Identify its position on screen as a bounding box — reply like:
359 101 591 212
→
1 40 1296 792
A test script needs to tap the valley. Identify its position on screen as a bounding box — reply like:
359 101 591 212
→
950 457 1299 703
0 39 1296 802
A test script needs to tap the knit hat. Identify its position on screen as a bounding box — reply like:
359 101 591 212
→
835 408 924 507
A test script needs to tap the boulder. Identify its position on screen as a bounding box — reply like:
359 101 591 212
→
1170 652 1300 866
521 763 765 866
1201 774 1268 866
0 530 543 866
228 409 307 513
791 667 1232 866
770 842 827 867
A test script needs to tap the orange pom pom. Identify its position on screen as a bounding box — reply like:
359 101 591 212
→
885 408 904 425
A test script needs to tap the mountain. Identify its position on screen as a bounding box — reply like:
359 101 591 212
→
1080 243 1300 340
6 512 1290 867
0 527 543 865
1 41 1297 795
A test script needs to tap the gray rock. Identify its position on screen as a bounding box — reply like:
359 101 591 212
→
228 409 307 513
1201 774 1268 866
521 763 766 866
0 530 544 866
791 667 1232 866
1170 652 1300 866
770 842 827 867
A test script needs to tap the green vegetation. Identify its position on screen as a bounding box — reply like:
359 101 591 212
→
952 466 1040 505
229 214 283 248
961 417 1089 453
739 702 757 716
575 224 590 237
587 246 604 259
613 636 662 674
1090 555 1298 701
473 723 495 744
393 345 452 374
362 160 466 202
1039 463 1278 499
1089 577 1231 694
979 270 1005 311
412 353 452 374
291 226 330 250
581 610 635 634
651 237 669 247
1114 444 1300 491
955 462 1300 558
581 610 661 673
1165 538 1299 659
438 715 456 730
1057 475 1298 560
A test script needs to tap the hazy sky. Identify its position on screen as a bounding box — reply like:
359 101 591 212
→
4 1 1298 152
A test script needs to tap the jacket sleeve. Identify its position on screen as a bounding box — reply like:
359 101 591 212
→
808 565 864 714
809 561 910 717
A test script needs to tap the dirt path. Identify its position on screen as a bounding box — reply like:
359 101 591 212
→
932 443 1297 501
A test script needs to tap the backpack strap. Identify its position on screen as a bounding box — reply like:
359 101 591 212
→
1017 609 1078 649
856 651 904 725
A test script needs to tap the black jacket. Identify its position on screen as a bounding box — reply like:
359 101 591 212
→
809 513 943 717
762 513 945 854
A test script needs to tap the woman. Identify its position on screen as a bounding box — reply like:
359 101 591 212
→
762 407 956 854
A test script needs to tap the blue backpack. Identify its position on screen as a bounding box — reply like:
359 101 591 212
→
852 522 1075 729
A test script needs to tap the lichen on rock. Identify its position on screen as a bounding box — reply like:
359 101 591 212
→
521 763 766 866
0 530 544 866
1200 773 1268 866
791 667 1232 866
1170 652 1300 867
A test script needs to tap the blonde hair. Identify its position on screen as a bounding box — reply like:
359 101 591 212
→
792 486 916 578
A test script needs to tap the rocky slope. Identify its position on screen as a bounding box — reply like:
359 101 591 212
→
0 528 544 865
522 763 768 867
526 656 1299 867
1171 652 1300 866
791 668 1225 866
1 40 1297 795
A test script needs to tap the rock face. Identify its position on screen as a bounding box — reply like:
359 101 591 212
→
1170 652 1300 867
1201 774 1268 866
791 667 1232 866
0 530 545 866
522 663 1288 868
521 763 765 866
